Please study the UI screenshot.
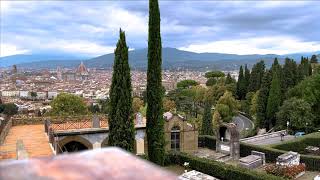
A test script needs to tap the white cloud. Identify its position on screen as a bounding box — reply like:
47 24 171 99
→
179 36 320 55
0 43 30 57
103 6 148 36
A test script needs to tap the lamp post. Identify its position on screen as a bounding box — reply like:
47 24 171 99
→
286 121 289 134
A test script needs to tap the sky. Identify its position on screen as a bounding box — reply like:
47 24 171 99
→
1 1 320 57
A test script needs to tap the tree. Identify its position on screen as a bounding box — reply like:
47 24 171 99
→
311 54 318 64
146 0 165 165
266 72 281 129
201 102 214 135
99 99 110 114
236 65 246 100
108 29 135 152
282 58 297 93
177 79 199 89
242 92 254 115
205 71 225 87
163 97 176 112
205 71 225 78
298 56 311 80
250 91 259 120
215 91 239 122
248 61 265 92
205 85 227 105
256 71 272 128
132 97 144 113
2 103 18 116
206 78 217 86
50 93 87 116
288 73 320 126
225 73 235 84
277 98 314 132
244 64 250 90
30 92 37 101
212 110 222 130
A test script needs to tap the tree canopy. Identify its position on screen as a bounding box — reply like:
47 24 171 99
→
177 79 199 89
50 93 88 116
277 97 314 132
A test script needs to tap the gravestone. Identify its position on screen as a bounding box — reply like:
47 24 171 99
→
239 151 265 169
305 146 320 155
276 151 300 166
179 170 219 180
216 123 240 160
92 115 100 128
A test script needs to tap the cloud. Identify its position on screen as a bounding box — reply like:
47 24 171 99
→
179 36 320 55
0 1 319 57
0 44 30 57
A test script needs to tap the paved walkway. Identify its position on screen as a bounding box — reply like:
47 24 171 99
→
0 125 53 160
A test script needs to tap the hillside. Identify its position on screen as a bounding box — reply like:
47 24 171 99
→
3 48 319 70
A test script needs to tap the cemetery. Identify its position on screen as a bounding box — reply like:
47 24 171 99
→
165 123 320 180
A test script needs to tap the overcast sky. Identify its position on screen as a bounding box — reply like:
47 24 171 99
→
1 1 320 57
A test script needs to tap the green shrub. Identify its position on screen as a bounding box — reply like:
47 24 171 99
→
167 152 284 180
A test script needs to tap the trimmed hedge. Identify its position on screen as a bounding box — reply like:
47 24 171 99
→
199 135 320 171
271 133 320 154
167 151 284 180
198 135 216 149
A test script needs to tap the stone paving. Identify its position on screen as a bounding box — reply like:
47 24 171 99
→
0 125 53 160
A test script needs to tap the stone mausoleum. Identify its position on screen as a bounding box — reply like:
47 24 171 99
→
48 112 198 155
164 112 198 153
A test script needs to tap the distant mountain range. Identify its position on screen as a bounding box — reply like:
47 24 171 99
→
1 48 319 71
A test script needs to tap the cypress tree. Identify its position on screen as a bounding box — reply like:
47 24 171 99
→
201 102 214 135
256 71 271 128
248 61 265 92
108 29 135 152
146 0 165 165
283 58 297 92
311 55 318 64
244 64 250 90
236 65 246 100
266 71 282 129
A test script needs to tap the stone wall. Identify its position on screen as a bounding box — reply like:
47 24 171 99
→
0 119 12 145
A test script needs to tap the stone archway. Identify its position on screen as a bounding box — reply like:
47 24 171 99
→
58 136 93 153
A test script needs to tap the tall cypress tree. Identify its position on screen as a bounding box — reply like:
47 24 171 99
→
201 102 214 135
256 71 271 128
236 65 246 100
108 29 135 152
244 64 250 91
248 61 265 92
146 0 165 165
282 58 297 93
266 71 282 129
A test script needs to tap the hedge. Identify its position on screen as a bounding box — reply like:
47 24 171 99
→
167 151 284 180
271 133 320 154
199 135 320 171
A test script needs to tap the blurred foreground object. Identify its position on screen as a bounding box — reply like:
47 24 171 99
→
0 147 177 180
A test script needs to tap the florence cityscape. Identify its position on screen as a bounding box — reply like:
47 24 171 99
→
0 1 320 180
